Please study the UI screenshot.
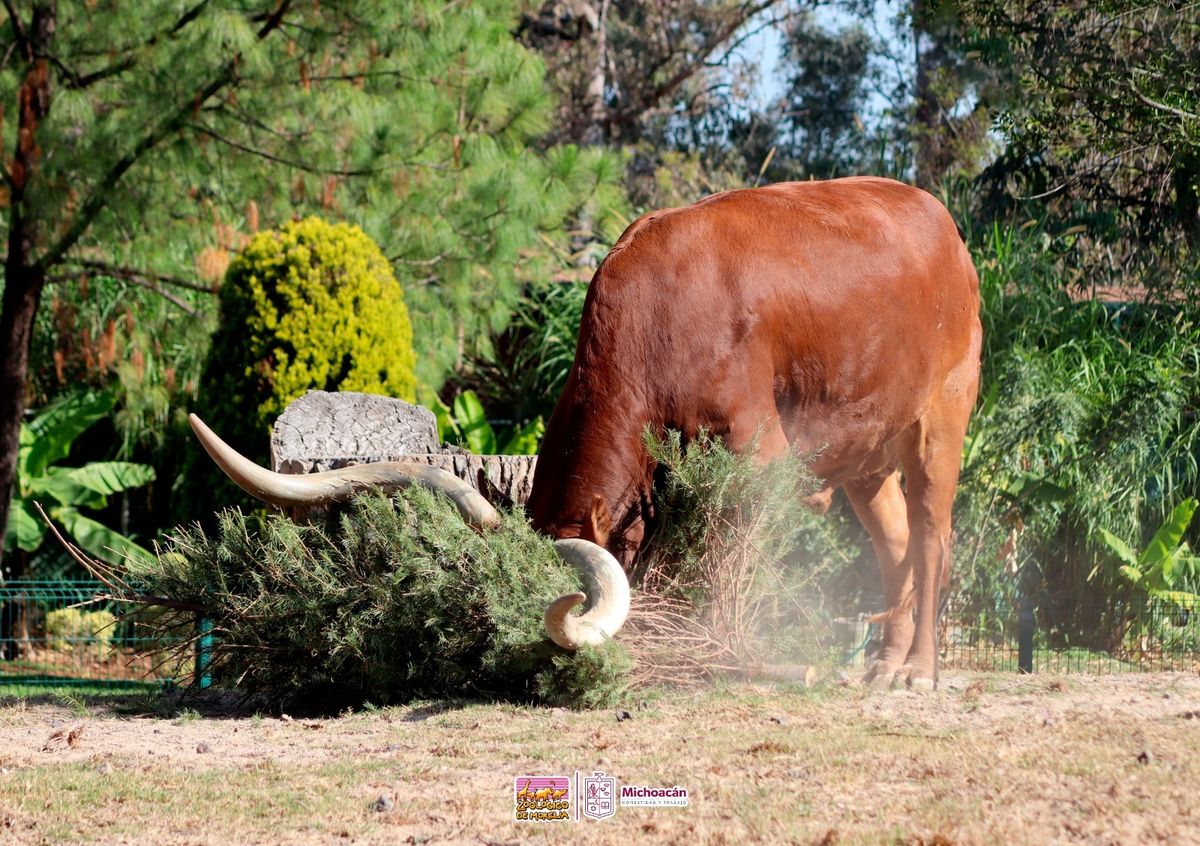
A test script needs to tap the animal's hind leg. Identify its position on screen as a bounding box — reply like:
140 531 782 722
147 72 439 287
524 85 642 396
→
844 471 913 687
889 394 973 691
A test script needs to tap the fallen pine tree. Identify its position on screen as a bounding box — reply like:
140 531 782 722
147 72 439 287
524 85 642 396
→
74 488 632 711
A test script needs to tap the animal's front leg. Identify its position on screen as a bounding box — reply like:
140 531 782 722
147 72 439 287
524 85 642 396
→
845 472 916 688
886 525 948 692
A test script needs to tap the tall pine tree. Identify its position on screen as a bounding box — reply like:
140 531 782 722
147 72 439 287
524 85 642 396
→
0 0 624 579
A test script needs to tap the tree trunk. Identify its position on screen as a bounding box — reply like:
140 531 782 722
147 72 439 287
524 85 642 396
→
581 0 609 146
0 2 56 583
1171 151 1200 244
912 0 938 191
0 549 26 658
0 265 46 582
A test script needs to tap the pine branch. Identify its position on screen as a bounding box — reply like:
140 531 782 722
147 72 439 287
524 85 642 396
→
2 0 30 63
48 269 202 317
98 592 208 614
34 502 205 614
187 122 378 177
0 40 16 73
49 52 135 89
51 1 212 89
35 0 294 274
166 0 212 37
208 101 311 143
307 69 416 83
66 258 217 293
390 251 450 265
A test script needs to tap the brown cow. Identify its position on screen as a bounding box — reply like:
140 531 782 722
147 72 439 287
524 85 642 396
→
526 176 982 690
189 176 979 689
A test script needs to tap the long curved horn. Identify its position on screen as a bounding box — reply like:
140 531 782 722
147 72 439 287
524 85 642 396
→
188 413 500 531
544 538 631 650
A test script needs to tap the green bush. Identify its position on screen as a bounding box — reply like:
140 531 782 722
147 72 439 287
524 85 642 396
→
186 218 417 517
45 608 117 653
204 216 415 429
950 218 1200 616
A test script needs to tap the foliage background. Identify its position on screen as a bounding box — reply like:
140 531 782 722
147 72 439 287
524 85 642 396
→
1 0 1198 648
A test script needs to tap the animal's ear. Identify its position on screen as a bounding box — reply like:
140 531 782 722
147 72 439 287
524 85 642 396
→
583 494 612 548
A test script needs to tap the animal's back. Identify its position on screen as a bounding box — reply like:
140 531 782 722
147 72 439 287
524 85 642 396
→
577 177 980 480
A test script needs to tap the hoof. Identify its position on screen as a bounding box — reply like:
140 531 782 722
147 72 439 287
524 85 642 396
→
891 665 936 693
862 660 901 690
907 675 935 693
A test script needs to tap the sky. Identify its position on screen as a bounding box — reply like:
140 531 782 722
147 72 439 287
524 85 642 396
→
733 1 911 118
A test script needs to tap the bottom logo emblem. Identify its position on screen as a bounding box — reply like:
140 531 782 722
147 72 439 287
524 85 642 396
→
581 771 617 820
513 775 571 822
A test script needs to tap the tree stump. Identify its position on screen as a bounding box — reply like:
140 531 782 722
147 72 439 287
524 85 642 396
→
270 391 538 507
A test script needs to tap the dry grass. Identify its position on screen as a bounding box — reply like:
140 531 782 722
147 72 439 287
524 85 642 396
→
2 673 1199 845
626 433 827 688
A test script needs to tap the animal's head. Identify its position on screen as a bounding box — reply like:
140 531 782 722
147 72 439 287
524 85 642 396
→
186 414 630 652
526 395 657 569
542 492 650 571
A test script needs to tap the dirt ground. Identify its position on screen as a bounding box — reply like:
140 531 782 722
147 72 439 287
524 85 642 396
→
1 672 1199 846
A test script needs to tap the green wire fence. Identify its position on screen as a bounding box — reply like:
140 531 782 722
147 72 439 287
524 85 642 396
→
0 580 201 697
2 580 1197 696
938 595 1200 674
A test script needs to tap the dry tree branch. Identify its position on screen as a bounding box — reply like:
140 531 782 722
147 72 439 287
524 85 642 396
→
67 258 218 293
35 503 207 614
32 502 210 684
1131 85 1200 121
